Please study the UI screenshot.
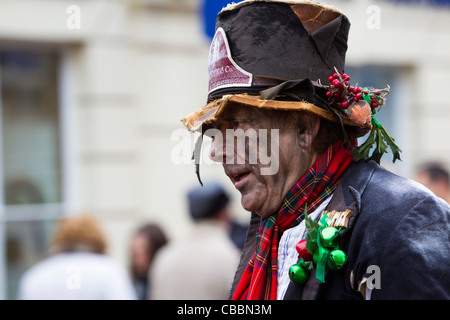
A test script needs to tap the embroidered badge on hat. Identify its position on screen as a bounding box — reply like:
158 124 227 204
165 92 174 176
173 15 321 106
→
208 27 253 94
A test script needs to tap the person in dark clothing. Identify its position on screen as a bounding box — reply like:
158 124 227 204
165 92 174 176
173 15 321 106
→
181 0 450 300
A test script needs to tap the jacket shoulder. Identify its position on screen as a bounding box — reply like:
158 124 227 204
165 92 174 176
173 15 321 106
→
346 161 450 299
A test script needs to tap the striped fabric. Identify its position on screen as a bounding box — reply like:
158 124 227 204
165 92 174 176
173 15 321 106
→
232 140 354 300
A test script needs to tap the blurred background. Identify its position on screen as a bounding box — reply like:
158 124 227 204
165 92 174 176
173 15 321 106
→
0 0 449 299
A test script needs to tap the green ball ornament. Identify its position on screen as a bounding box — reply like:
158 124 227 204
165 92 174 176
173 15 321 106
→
327 249 347 270
320 227 339 248
289 263 309 284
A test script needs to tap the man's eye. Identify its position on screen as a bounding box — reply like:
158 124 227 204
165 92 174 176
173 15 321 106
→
230 120 243 129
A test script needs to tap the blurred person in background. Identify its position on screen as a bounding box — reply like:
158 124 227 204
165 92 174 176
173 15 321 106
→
130 222 168 300
228 216 248 250
150 182 240 299
414 162 450 203
17 214 137 300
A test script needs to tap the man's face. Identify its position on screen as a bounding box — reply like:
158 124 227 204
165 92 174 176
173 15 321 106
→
207 104 318 218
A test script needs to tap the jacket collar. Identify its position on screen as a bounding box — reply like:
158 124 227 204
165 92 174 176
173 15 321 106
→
326 160 377 231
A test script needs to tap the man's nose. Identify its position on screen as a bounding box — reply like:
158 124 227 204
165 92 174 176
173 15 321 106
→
209 136 226 163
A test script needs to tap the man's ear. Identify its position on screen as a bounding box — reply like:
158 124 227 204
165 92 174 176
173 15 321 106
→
297 113 320 149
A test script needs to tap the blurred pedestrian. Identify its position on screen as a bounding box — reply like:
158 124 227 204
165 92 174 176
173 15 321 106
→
229 219 248 250
17 214 137 300
150 182 240 299
414 162 450 203
130 223 168 300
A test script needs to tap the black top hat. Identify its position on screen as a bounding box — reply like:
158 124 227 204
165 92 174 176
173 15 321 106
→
182 0 400 164
182 0 367 131
208 0 350 102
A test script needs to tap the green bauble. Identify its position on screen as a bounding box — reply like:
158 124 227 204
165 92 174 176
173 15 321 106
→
327 249 347 270
289 263 309 284
320 227 339 248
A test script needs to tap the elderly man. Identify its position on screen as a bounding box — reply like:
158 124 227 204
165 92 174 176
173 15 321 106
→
182 0 450 300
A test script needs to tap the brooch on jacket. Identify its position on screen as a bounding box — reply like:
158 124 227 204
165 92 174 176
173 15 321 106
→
289 208 353 285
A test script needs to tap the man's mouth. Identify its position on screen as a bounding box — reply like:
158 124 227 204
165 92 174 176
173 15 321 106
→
230 171 251 189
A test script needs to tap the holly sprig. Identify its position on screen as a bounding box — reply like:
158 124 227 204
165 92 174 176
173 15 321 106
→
352 116 402 163
293 206 347 284
352 91 402 163
323 68 402 164
304 207 320 255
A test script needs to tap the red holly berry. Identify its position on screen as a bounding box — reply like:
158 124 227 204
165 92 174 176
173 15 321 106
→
341 101 349 109
332 79 342 88
355 93 363 100
332 73 339 79
326 90 332 98
328 76 334 82
296 239 313 262
333 92 341 98
370 97 378 107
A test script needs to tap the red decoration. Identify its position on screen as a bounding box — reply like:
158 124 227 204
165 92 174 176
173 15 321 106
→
296 239 313 262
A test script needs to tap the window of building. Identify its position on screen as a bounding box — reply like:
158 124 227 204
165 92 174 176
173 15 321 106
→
0 48 66 299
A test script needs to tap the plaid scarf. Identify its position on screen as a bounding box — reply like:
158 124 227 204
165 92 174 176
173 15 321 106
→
232 140 354 300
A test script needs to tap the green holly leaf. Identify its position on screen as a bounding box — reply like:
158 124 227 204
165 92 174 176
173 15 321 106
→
352 115 402 164
369 127 388 164
380 126 402 163
352 126 376 161
304 206 320 254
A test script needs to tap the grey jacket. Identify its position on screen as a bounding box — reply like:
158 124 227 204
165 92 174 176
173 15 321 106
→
230 160 450 299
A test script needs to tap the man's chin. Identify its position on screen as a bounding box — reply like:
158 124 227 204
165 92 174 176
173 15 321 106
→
240 193 273 218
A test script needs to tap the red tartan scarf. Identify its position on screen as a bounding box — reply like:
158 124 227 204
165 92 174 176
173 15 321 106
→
232 140 354 300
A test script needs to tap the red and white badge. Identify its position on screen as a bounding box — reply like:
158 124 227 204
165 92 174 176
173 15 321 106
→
208 27 253 94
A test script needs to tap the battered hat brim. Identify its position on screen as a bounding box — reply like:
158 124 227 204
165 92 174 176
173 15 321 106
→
181 93 364 133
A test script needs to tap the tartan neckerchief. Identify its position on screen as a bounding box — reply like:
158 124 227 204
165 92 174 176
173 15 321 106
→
232 140 354 300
